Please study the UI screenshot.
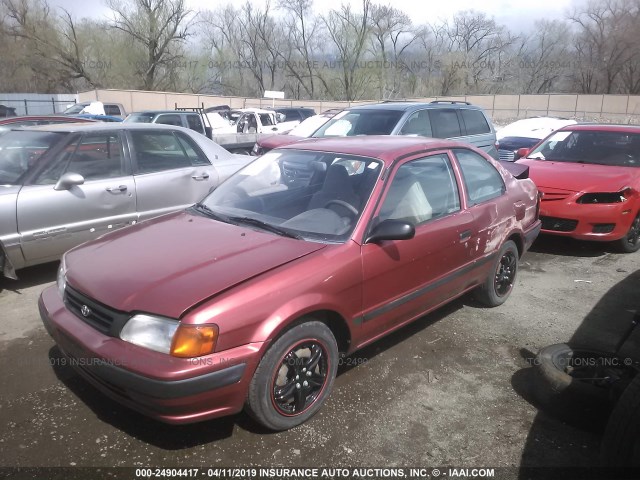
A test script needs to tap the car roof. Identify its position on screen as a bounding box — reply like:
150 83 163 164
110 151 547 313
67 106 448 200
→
348 101 484 113
559 124 640 133
0 115 97 124
278 135 471 163
12 122 195 133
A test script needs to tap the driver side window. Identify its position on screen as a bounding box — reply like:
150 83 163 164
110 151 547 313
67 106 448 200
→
34 133 126 184
379 154 461 226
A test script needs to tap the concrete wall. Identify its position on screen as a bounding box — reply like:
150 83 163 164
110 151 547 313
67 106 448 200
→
78 89 640 123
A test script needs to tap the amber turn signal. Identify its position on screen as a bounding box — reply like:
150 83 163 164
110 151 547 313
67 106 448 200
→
170 324 218 358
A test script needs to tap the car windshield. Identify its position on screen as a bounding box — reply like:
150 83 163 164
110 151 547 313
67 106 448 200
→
62 104 86 114
288 115 331 137
528 130 640 167
0 130 67 185
199 149 382 242
125 113 155 123
312 109 404 137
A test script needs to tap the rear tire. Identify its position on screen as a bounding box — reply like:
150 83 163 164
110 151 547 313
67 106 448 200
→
245 321 338 431
475 240 518 307
601 373 640 466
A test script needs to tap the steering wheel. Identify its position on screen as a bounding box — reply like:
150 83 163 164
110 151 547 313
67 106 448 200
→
323 199 358 217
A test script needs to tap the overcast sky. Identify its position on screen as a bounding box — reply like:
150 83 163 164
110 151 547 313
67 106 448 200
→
53 0 580 26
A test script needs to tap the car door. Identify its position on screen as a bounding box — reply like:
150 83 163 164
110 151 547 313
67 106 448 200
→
16 131 136 265
453 148 511 269
128 129 218 222
360 152 475 340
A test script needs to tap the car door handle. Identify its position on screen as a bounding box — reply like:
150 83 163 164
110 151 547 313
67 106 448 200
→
106 185 127 193
192 173 210 181
459 230 472 241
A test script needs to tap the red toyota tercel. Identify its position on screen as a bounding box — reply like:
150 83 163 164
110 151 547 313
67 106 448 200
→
39 136 541 431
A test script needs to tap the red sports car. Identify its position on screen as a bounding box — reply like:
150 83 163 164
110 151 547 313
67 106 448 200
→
517 124 640 252
39 136 540 430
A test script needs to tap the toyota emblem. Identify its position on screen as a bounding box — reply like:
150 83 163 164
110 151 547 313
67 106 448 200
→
80 305 91 317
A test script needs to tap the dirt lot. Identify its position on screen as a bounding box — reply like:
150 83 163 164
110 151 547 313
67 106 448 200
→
1 236 639 475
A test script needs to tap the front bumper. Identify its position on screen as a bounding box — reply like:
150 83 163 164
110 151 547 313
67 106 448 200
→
539 201 636 242
39 286 263 424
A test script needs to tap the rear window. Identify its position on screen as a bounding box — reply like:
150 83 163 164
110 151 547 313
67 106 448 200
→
186 114 204 133
429 109 462 138
104 105 122 116
312 109 404 137
461 109 491 135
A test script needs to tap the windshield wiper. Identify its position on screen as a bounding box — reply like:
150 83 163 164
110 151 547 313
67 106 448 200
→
193 203 232 224
228 216 303 240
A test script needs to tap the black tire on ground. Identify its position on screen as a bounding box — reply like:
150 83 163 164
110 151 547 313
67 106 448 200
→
532 343 616 430
475 240 518 307
601 373 640 467
615 213 640 253
245 320 339 431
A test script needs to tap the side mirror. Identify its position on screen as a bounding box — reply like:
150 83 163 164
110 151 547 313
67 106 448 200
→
516 148 530 160
54 172 85 191
365 219 415 243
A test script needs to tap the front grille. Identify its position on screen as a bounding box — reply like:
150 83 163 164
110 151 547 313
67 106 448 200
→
498 149 515 161
64 286 127 336
592 223 615 234
541 216 578 232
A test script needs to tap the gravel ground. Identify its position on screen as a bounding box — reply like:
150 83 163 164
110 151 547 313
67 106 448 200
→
1 235 639 476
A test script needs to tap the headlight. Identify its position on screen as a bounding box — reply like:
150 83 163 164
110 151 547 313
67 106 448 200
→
120 314 218 357
56 258 67 298
577 189 632 204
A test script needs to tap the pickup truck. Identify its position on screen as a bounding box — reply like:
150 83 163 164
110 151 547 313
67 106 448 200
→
63 101 127 118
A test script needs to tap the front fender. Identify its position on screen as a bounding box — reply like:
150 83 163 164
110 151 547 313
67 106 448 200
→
252 293 353 347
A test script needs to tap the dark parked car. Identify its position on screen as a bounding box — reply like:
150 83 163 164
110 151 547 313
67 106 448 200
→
271 107 316 123
497 117 576 161
0 105 17 117
40 136 540 430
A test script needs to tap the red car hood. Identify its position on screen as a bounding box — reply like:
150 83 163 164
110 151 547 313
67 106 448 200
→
258 134 303 149
65 211 325 318
518 159 638 192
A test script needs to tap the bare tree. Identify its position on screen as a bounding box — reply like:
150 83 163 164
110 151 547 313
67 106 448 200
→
511 20 572 94
277 0 321 99
106 0 194 90
322 0 372 101
568 0 640 93
443 10 515 93
2 0 103 89
369 4 416 99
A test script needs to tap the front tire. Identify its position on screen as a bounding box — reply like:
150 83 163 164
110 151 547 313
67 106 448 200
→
615 213 640 253
245 321 338 431
475 240 518 307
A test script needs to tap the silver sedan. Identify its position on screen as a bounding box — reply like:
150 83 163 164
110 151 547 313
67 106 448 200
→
0 123 252 278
